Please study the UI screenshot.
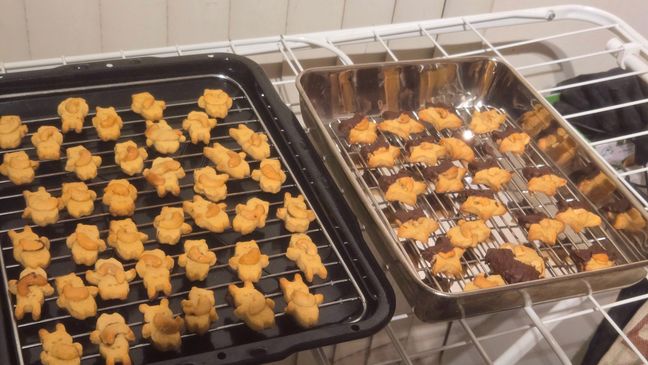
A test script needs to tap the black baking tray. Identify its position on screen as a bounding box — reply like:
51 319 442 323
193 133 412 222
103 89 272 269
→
0 54 394 364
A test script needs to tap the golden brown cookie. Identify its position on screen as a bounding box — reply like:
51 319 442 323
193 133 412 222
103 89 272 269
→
55 272 99 320
537 127 577 167
338 114 378 144
464 273 506 291
439 137 475 162
232 197 270 235
422 161 466 193
66 224 106 266
183 195 230 233
228 240 270 283
153 207 192 245
377 111 425 138
571 247 614 271
182 111 217 144
8 268 54 320
31 126 62 160
286 234 328 282
114 140 148 176
22 187 63 226
89 313 136 365
143 157 186 197
576 171 616 205
605 200 647 232
516 212 565 246
279 273 324 328
229 124 271 161
469 109 506 134
178 239 217 281
131 92 166 120
556 202 602 233
9 225 51 269
107 218 149 260
228 281 275 331
85 258 137 300
447 219 490 248
494 127 531 155
523 167 567 197
379 171 427 206
136 249 175 300
92 106 123 141
65 145 102 180
418 106 463 130
203 142 250 179
60 182 96 218
39 323 83 365
193 166 229 202
276 193 316 233
182 287 218 335
102 179 138 217
407 136 447 165
393 208 438 243
58 97 89 134
0 115 28 149
519 104 553 137
139 298 184 352
0 151 39 185
198 89 233 118
422 237 464 278
500 243 545 277
360 137 401 168
469 159 512 191
460 191 506 220
145 119 186 154
251 159 287 194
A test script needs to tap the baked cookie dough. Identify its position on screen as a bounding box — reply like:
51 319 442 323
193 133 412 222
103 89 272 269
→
460 190 506 220
203 142 250 179
422 161 466 193
107 218 149 260
139 298 184 352
469 159 512 191
183 195 230 233
604 199 647 232
523 167 567 197
379 171 427 206
60 182 96 218
251 159 287 194
198 89 233 118
102 179 138 217
406 136 447 165
114 140 148 176
515 212 565 246
576 170 616 206
360 137 400 168
446 219 490 248
555 200 602 233
571 247 614 271
178 239 217 281
131 92 166 120
276 193 316 233
229 124 271 160
193 166 229 202
464 273 506 291
31 126 62 160
228 240 270 283
153 206 192 245
0 151 39 185
0 115 28 149
85 258 137 300
500 243 545 277
58 97 89 134
418 105 463 131
8 268 54 320
181 287 218 335
232 197 270 235
338 114 378 144
65 145 102 180
485 247 541 283
537 127 577 167
66 224 106 266
9 225 51 269
286 233 328 282
279 273 324 328
136 249 175 300
145 119 186 154
378 111 425 138
393 208 438 243
143 157 186 197
22 187 63 226
182 111 217 144
89 313 136 365
439 137 475 162
228 281 275 332
92 106 123 141
39 324 83 365
421 237 464 278
55 272 99 320
469 109 506 134
493 127 530 155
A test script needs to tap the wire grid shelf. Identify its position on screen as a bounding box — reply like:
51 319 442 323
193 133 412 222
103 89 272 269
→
3 4 648 365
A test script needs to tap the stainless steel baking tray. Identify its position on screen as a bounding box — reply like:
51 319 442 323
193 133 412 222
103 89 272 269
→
297 57 648 321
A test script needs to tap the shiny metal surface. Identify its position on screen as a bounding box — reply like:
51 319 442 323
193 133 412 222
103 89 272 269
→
297 57 648 321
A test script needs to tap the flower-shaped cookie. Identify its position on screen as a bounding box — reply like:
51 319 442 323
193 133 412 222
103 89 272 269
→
39 324 83 365
338 114 377 144
31 126 63 160
198 89 233 118
60 182 96 218
131 92 166 120
500 243 545 277
469 109 506 134
422 237 464 278
469 159 512 191
91 106 123 141
139 298 184 351
85 258 137 300
232 197 270 235
55 272 99 320
9 225 51 269
251 159 286 194
439 137 475 162
22 187 63 226
204 142 250 179
194 166 229 202
523 167 567 197
407 136 447 166
8 268 54 320
153 206 192 245
145 119 186 154
181 287 218 335
0 115 28 149
378 111 425 138
556 201 602 233
494 128 530 155
393 208 439 243
66 224 106 266
228 240 270 282
460 191 506 220
65 145 102 180
183 195 230 233
228 281 275 331
517 213 565 246
418 106 463 130
279 273 324 328
114 140 148 176
229 124 271 160
464 273 506 291
102 179 138 216
286 234 328 282
0 151 39 185
182 111 217 144
143 157 186 197
446 219 490 248
379 171 427 206
178 239 217 281
107 218 149 260
58 97 89 133
276 193 316 233
89 313 136 365
136 249 175 300
361 137 400 168
422 161 466 193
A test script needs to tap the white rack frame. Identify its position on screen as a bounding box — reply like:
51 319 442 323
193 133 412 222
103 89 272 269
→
3 4 648 365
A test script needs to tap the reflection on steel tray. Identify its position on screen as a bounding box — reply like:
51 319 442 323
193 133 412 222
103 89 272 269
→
297 56 648 322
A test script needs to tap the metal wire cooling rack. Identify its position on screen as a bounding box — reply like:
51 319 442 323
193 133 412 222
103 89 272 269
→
3 4 648 365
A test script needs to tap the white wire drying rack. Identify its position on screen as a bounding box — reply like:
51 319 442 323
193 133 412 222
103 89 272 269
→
3 4 648 365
